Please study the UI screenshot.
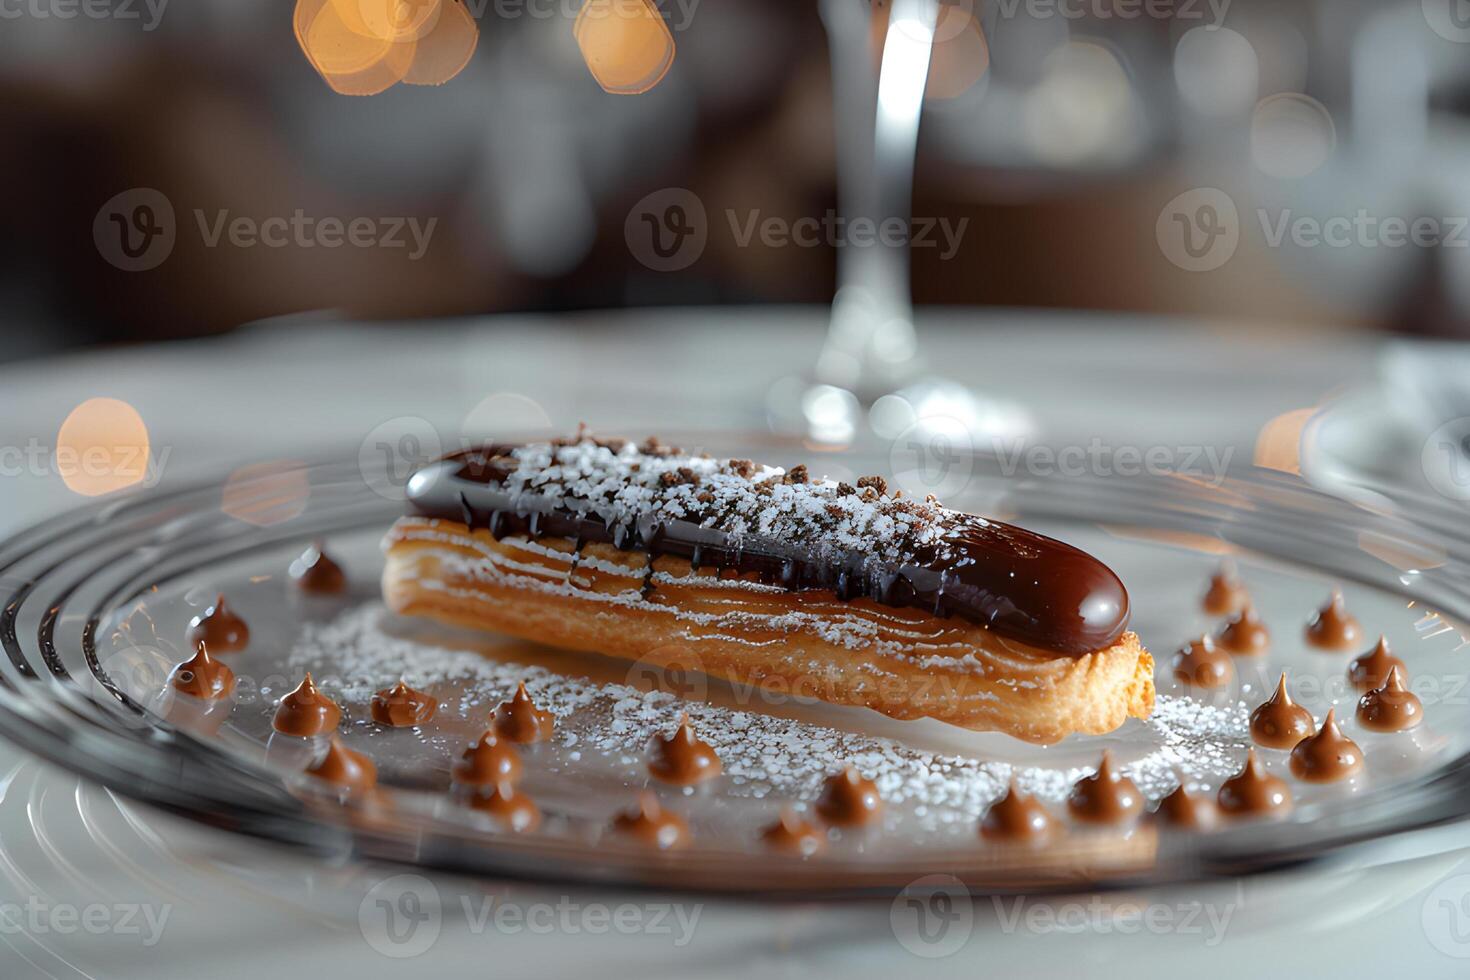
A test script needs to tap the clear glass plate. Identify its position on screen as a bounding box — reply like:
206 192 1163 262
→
1 437 1468 895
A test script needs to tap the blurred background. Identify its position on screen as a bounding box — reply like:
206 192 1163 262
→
5 0 1470 364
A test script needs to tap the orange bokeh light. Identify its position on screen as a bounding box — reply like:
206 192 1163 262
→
574 0 676 96
56 398 151 497
221 461 312 527
927 7 989 100
1253 408 1314 475
870 2 989 101
404 0 479 86
296 0 479 95
333 0 444 43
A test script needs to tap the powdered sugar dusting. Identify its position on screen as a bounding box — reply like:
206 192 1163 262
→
493 438 951 566
288 605 1250 824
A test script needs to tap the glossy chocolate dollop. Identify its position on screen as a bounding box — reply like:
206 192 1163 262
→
648 715 722 785
273 673 343 737
1249 674 1315 750
1289 709 1364 782
1217 750 1291 818
815 767 884 826
1217 604 1270 656
370 680 438 727
1066 752 1143 825
1202 563 1249 617
169 645 234 700
1154 782 1217 829
406 449 1131 655
469 781 541 832
761 810 825 856
612 793 689 849
307 738 376 792
980 781 1052 842
1305 591 1362 650
1357 665 1423 732
290 542 347 594
452 731 524 786
185 594 249 654
493 682 555 744
1348 636 1406 692
1170 635 1233 689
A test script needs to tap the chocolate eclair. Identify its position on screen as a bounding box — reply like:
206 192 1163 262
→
381 437 1153 743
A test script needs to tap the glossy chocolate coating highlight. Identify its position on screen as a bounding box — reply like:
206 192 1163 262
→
405 448 1131 655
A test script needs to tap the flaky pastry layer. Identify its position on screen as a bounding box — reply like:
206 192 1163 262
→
382 517 1155 744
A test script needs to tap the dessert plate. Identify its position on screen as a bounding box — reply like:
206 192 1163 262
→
1 439 1468 895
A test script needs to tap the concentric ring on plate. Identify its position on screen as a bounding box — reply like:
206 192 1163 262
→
0 448 1468 894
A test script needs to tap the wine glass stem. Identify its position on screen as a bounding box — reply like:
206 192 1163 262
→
817 0 938 397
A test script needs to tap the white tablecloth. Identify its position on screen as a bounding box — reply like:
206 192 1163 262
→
1 307 1466 979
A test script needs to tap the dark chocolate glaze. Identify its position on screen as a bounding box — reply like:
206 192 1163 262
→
403 448 1131 656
